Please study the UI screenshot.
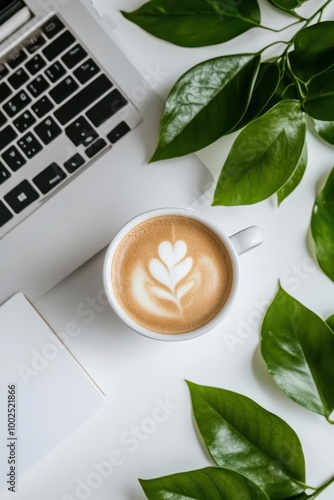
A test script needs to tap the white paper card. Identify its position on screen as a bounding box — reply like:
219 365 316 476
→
0 293 104 490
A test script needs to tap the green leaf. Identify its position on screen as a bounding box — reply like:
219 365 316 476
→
231 61 280 132
186 381 306 499
311 167 334 281
268 0 309 11
213 100 306 206
121 0 261 48
150 54 261 162
327 315 334 332
276 142 307 205
289 22 334 82
139 467 270 499
304 67 334 121
281 494 312 500
311 119 334 146
261 285 334 420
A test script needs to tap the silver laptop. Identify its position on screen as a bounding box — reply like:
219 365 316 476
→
0 0 212 304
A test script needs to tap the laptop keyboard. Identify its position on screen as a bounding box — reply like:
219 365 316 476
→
0 14 142 236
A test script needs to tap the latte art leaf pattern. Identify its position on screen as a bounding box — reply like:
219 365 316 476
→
112 216 233 333
148 240 194 311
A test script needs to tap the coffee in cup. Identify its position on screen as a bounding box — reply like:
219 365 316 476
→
103 208 263 341
111 214 233 334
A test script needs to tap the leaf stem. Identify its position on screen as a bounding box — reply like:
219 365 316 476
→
284 53 305 100
270 4 307 20
281 83 296 98
261 0 334 100
311 474 334 498
261 0 333 34
259 40 289 54
304 0 333 27
289 11 307 21
326 415 334 424
259 20 303 33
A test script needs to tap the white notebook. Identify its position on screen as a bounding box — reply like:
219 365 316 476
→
0 293 104 491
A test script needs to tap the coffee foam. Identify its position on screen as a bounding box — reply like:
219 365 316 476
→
111 216 233 334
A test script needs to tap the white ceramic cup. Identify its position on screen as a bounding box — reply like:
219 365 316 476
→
103 208 263 341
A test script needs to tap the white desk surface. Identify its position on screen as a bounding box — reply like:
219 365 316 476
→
8 0 334 499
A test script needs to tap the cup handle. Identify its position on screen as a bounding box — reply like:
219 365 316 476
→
229 226 263 255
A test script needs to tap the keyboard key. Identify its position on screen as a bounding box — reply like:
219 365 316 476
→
62 44 87 69
3 91 31 117
0 82 12 103
33 162 66 194
107 121 130 144
0 111 7 128
18 132 43 159
0 200 13 227
0 63 9 81
74 58 100 84
7 49 27 69
0 126 17 151
4 180 39 213
45 61 66 83
86 89 127 127
8 68 29 89
54 74 112 125
34 116 61 145
49 76 78 104
0 162 11 184
65 116 97 146
25 54 47 75
32 96 54 118
85 138 107 158
27 75 49 97
13 111 36 133
26 34 46 54
42 31 75 61
64 153 85 173
42 16 65 39
2 145 26 171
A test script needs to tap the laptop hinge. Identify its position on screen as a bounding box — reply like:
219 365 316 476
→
0 1 31 43
0 0 25 24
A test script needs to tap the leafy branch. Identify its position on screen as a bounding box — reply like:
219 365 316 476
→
122 0 334 206
138 283 334 499
139 381 334 499
311 167 334 282
119 2 334 497
137 217 334 498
